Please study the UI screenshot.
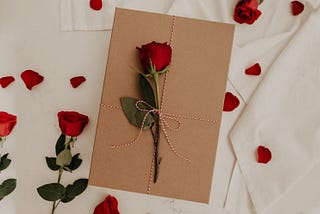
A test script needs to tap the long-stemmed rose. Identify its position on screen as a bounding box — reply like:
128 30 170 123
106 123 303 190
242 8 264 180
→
37 111 89 214
137 42 172 183
120 41 172 184
0 112 17 201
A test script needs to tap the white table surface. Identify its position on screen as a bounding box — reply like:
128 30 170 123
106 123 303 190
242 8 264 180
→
0 0 236 213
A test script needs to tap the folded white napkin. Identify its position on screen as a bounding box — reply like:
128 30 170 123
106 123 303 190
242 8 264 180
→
230 7 320 213
60 0 174 31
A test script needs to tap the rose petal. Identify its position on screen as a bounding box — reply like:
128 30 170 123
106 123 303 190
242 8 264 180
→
245 63 262 76
70 76 86 88
90 0 103 11
291 1 304 16
223 92 240 112
257 146 272 164
0 76 15 88
20 70 44 90
94 195 120 214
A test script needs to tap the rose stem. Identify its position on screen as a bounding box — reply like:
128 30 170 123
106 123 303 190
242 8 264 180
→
153 73 161 183
51 168 63 214
51 137 73 214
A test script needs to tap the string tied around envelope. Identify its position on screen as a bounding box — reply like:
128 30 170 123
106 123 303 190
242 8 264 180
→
104 71 220 193
101 15 220 194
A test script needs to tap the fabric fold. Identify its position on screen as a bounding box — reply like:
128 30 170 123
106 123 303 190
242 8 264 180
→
230 8 320 213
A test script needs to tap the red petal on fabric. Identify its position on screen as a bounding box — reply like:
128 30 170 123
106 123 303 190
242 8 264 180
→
70 76 86 88
90 0 103 11
257 146 272 164
20 70 44 90
0 76 15 88
245 63 261 76
291 1 304 16
223 92 240 112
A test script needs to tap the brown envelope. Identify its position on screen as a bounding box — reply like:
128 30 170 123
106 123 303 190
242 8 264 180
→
89 8 235 203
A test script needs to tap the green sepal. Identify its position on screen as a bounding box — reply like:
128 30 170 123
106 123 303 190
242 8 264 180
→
120 97 154 129
37 183 66 201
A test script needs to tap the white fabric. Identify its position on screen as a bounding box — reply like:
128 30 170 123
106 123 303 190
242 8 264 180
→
60 0 174 31
231 8 320 213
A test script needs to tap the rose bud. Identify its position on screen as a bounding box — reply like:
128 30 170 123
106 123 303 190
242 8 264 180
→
94 195 120 214
0 112 17 139
234 0 262 25
136 41 172 74
57 111 89 137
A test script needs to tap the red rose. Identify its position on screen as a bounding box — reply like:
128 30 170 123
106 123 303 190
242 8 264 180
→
57 111 89 137
234 0 262 25
136 41 172 73
0 112 17 137
94 195 120 214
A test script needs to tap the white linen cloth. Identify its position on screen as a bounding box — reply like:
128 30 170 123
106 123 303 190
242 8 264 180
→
60 0 174 31
230 7 320 213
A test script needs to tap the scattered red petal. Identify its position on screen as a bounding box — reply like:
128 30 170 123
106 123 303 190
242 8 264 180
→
245 63 261 76
0 76 15 88
291 1 304 16
70 76 86 88
90 0 103 11
257 146 272 164
20 70 44 90
223 92 240 112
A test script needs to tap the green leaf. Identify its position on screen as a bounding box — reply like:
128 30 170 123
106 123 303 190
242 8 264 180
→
60 194 74 203
61 179 88 203
0 179 16 199
37 183 66 201
139 74 156 108
0 153 11 171
120 97 154 129
67 153 82 171
55 134 66 156
45 157 60 171
56 149 72 167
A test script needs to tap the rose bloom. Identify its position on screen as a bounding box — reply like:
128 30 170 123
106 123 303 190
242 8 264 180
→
234 0 262 25
94 195 120 214
0 112 17 137
136 41 172 73
57 111 89 137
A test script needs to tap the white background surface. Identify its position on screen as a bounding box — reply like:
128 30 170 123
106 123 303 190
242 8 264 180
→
2 0 320 213
0 0 234 213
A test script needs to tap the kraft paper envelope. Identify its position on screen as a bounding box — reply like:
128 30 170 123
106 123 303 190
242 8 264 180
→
89 8 234 203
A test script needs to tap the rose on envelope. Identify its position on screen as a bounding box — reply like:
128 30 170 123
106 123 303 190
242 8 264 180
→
0 112 17 138
136 41 172 73
94 195 120 214
57 111 89 137
233 0 262 25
